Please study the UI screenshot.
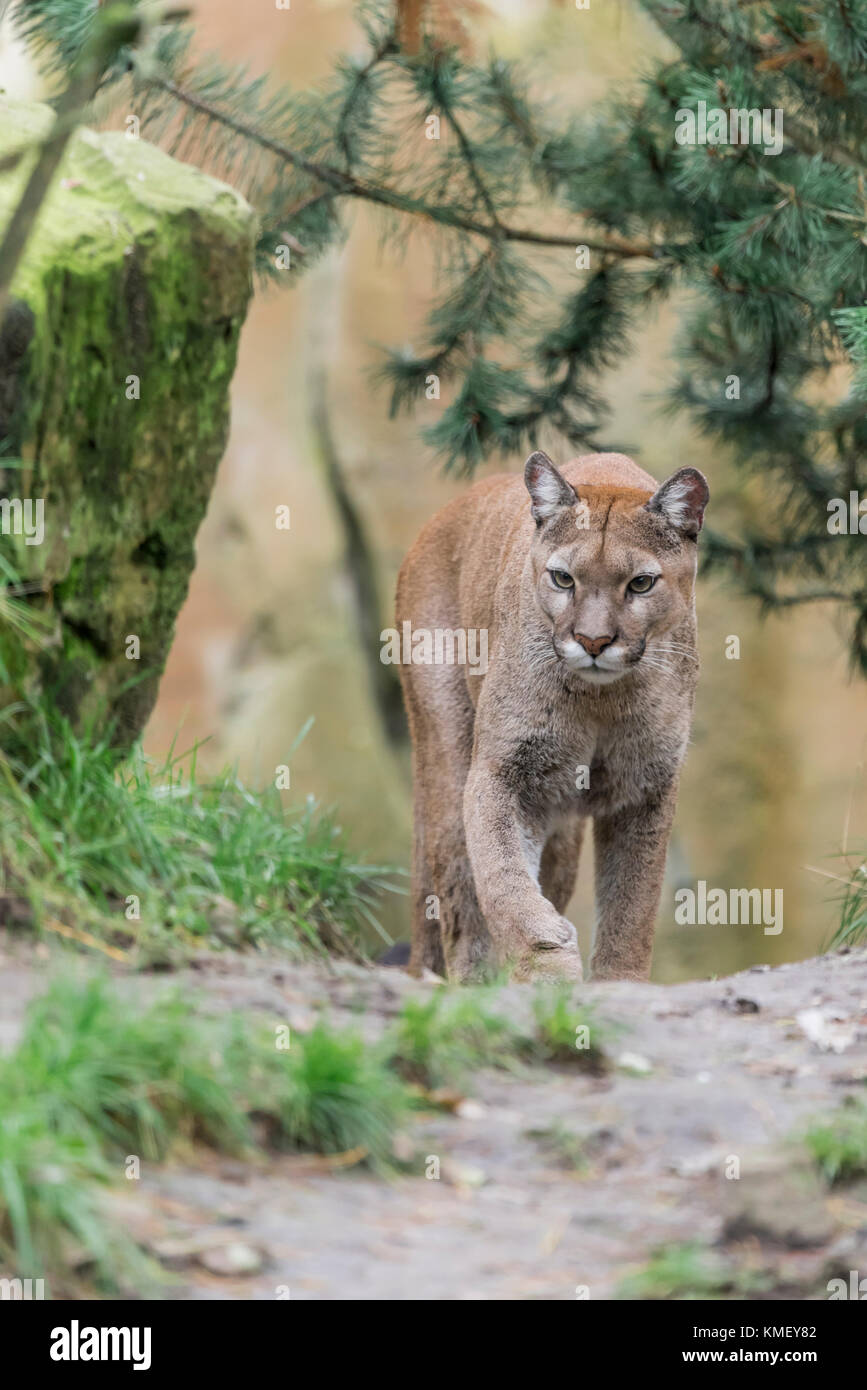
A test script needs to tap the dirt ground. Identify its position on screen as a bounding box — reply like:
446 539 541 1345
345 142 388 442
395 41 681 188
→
2 933 866 1300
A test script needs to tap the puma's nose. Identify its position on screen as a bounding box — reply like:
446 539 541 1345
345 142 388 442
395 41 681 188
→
574 632 615 658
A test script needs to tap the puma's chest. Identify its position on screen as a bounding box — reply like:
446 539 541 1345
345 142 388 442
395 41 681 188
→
497 715 684 821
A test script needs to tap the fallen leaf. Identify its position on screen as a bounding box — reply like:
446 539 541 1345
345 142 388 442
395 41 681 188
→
616 1051 652 1075
441 1159 487 1190
198 1243 263 1276
796 1007 857 1054
454 1099 487 1121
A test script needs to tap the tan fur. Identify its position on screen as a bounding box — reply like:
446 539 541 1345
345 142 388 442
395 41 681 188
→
396 451 709 983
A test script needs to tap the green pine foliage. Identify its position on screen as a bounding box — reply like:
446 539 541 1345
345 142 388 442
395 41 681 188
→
837 305 867 395
9 0 867 666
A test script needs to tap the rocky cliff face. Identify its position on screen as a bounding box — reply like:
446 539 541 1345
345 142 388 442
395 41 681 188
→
0 99 256 745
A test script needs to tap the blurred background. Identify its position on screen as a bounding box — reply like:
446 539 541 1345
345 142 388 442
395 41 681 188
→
6 0 863 980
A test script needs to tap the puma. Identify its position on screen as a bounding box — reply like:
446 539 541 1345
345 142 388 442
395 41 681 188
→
395 451 709 983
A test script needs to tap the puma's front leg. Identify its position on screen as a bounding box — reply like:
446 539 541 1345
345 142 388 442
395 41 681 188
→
590 786 677 981
462 761 582 983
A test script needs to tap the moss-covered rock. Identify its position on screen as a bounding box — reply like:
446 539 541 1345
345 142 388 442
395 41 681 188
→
0 98 256 745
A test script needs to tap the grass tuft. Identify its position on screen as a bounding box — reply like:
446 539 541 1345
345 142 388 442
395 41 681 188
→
7 975 249 1160
531 985 609 1069
230 1019 410 1170
0 1108 136 1293
804 1098 867 1185
385 986 526 1088
823 851 867 951
0 702 396 963
524 1122 589 1171
616 1242 770 1300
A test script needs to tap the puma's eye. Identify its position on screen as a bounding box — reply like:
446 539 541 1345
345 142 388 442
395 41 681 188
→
628 574 657 594
549 569 574 590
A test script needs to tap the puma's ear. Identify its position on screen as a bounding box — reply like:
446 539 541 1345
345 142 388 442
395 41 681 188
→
645 466 709 539
524 451 577 524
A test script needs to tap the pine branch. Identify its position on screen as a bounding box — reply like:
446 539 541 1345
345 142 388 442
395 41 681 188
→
141 72 664 260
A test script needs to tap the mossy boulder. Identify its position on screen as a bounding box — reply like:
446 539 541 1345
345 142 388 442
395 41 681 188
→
0 98 257 746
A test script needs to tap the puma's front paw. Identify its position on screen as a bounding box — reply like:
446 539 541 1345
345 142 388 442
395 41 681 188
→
511 916 583 983
514 945 584 984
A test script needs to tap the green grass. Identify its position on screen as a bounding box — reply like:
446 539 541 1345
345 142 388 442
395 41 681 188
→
823 851 867 950
0 701 396 963
385 981 611 1088
0 974 246 1293
531 985 609 1070
804 1098 867 1184
0 552 55 682
616 1242 771 1300
0 973 413 1293
524 1122 589 1171
236 1021 410 1167
7 975 250 1161
385 986 525 1087
0 1107 137 1293
0 969 615 1294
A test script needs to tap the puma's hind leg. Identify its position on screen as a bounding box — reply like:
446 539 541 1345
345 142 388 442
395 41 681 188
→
539 821 585 914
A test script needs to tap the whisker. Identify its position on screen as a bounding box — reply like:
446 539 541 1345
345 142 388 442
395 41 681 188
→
649 645 699 664
638 658 676 675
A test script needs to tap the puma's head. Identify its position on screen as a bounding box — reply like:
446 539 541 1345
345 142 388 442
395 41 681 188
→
524 451 709 685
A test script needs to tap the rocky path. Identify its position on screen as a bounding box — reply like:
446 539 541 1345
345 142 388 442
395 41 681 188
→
2 934 866 1300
